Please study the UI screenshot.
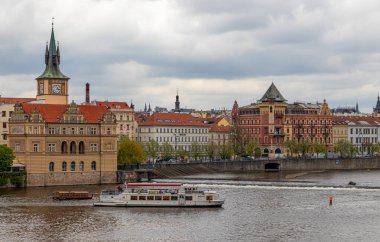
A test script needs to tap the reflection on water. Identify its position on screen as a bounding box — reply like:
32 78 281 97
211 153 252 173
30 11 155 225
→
1 171 380 241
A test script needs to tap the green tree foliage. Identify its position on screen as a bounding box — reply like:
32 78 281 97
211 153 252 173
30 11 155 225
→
312 143 327 158
205 143 217 161
231 124 244 158
144 140 160 162
0 145 15 171
244 141 261 158
190 143 202 161
117 136 146 164
334 139 356 158
219 142 234 160
176 146 188 160
161 142 174 160
296 140 311 157
284 140 297 157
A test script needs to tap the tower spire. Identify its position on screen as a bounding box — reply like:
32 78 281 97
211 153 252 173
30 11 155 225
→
37 22 68 79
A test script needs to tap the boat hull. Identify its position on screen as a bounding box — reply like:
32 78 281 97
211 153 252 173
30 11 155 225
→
93 201 224 207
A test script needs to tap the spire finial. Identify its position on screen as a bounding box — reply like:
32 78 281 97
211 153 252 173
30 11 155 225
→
52 17 55 29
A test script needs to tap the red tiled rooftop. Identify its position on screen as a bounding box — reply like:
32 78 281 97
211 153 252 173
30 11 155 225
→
95 101 129 109
139 112 209 127
21 103 108 123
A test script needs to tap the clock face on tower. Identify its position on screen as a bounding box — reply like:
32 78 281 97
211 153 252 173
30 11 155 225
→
52 84 61 94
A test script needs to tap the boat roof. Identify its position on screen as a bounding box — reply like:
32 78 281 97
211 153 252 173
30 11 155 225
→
127 183 183 187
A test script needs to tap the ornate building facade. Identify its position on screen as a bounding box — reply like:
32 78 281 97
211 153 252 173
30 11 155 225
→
233 83 333 157
9 102 117 186
8 26 118 186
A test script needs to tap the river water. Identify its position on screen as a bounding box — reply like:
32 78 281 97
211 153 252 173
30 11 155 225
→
1 170 380 242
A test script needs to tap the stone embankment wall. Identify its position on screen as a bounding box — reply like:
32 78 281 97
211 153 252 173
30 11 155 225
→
152 158 380 178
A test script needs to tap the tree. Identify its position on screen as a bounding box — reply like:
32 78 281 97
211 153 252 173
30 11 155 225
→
117 136 146 164
0 145 15 171
219 142 234 160
176 146 188 161
190 143 202 161
334 139 356 158
296 140 311 157
144 140 160 162
231 123 244 159
161 142 174 160
244 141 261 158
313 143 326 158
205 143 217 161
284 140 297 157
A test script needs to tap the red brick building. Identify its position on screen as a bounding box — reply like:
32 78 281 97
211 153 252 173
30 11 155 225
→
232 83 333 157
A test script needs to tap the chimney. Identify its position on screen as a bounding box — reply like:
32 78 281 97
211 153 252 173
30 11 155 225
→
86 82 90 103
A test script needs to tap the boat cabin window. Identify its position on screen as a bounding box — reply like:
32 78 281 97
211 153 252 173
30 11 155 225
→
147 196 154 200
206 195 213 201
131 196 137 200
139 196 146 200
185 196 193 201
163 196 170 200
171 196 178 201
154 196 162 200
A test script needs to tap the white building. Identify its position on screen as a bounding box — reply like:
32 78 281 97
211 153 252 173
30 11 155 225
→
137 113 209 152
346 117 380 155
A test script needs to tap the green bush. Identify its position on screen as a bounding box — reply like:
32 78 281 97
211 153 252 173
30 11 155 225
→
0 176 8 186
9 175 24 188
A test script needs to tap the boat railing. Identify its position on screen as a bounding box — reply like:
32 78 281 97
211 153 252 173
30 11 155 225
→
100 190 123 196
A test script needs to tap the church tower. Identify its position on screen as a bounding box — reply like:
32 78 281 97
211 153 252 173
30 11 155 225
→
174 89 180 112
36 25 69 105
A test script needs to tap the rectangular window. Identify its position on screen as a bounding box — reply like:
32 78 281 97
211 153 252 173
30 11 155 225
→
2 123 6 129
62 128 66 135
79 128 84 134
71 127 75 134
9 111 13 117
48 127 55 134
90 143 97 151
15 143 20 152
33 144 39 152
33 127 38 134
48 143 56 152
90 128 97 135
2 111 6 117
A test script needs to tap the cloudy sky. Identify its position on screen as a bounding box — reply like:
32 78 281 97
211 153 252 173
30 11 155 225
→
1 0 380 112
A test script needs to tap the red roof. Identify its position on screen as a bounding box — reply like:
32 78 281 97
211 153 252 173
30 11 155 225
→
0 97 36 104
95 101 129 109
21 103 108 123
138 112 209 127
332 116 380 126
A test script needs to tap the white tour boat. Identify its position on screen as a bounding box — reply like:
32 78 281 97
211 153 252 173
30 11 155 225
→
93 183 224 207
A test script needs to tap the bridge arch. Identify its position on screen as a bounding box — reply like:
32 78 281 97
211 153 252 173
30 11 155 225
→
265 162 280 171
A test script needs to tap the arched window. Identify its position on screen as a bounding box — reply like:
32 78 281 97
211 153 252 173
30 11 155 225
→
79 141 85 154
62 161 67 172
49 162 54 172
70 161 75 171
79 161 84 171
70 141 76 154
91 161 96 171
61 141 68 153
